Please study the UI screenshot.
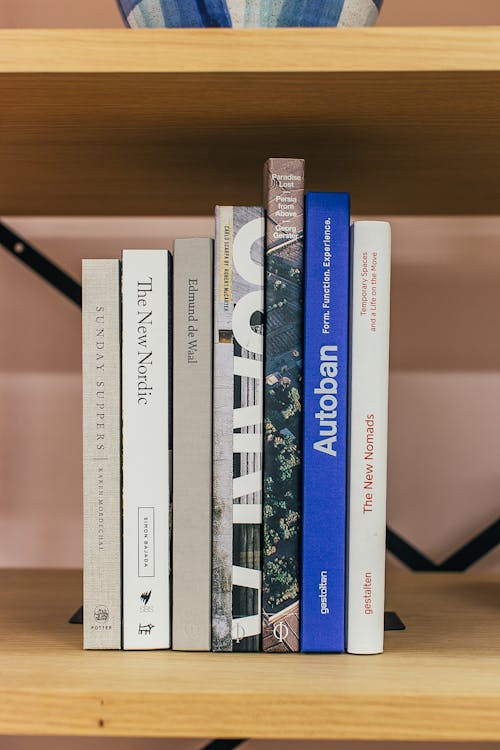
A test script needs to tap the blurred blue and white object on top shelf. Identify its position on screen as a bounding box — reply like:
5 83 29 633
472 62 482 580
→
117 0 383 28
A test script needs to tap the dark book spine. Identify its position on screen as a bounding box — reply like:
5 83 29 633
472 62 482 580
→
262 158 305 652
212 206 264 652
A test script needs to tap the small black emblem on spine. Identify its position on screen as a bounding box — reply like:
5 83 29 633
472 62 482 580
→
138 623 155 635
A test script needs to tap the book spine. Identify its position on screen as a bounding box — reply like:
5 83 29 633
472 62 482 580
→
347 221 391 655
172 238 213 651
82 259 122 649
262 157 305 652
122 249 171 649
300 192 350 653
212 206 264 652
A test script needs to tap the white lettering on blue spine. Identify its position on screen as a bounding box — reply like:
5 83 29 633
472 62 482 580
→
313 345 338 457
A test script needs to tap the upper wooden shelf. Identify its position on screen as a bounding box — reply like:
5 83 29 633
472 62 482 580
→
1 569 499 741
3 28 500 73
1 29 500 215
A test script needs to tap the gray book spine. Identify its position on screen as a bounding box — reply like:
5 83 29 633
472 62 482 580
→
82 259 121 649
172 238 213 650
212 206 264 652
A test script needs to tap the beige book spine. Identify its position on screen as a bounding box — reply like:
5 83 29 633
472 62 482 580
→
172 238 213 650
82 259 121 649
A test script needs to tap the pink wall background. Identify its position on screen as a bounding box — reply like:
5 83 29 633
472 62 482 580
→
0 1 499 748
2 215 499 574
3 0 500 26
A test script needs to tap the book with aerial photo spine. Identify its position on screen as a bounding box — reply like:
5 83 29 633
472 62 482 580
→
122 249 171 650
212 206 264 652
347 221 391 655
262 158 305 652
82 259 122 649
172 238 213 651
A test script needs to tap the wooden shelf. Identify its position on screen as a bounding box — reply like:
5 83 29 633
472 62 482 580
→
0 569 499 740
1 28 500 215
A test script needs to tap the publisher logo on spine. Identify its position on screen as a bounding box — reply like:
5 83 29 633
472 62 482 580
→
138 623 155 636
273 621 289 643
140 590 153 613
233 621 246 643
94 605 109 622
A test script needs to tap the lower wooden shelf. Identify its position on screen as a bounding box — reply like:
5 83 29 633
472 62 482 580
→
0 569 498 740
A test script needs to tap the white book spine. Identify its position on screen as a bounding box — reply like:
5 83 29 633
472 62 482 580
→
122 249 171 649
82 259 121 649
347 221 391 655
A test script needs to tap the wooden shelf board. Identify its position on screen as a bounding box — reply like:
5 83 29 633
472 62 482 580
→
2 28 500 74
1 29 500 215
0 569 499 740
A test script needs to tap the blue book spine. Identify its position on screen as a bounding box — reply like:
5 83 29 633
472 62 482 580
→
300 192 350 652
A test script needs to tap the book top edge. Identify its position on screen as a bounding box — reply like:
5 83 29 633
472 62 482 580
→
82 258 119 266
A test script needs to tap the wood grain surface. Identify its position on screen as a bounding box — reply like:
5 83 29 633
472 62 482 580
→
0 29 499 215
2 28 500 73
0 569 499 740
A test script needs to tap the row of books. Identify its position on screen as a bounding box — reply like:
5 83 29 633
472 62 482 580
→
82 157 391 654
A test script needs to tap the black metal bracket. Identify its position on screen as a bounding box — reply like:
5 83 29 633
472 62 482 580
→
69 606 406 631
438 518 500 571
1 218 498 574
387 519 500 572
201 742 246 750
0 221 81 307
